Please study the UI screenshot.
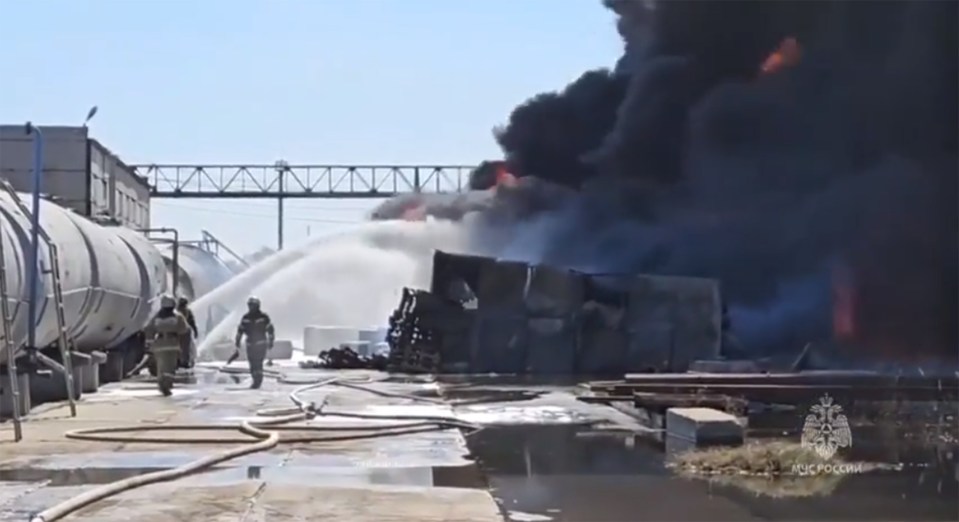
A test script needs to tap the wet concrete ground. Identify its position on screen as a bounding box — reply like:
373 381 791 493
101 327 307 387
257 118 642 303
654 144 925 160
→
0 363 956 521
446 384 959 522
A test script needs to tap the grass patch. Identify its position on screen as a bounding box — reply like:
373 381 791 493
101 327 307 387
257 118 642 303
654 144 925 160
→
669 441 838 476
669 441 857 498
705 473 845 498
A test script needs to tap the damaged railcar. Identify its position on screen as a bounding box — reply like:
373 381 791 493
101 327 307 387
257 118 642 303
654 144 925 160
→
386 250 723 376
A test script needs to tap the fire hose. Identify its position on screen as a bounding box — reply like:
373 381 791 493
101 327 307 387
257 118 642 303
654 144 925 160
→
28 371 480 522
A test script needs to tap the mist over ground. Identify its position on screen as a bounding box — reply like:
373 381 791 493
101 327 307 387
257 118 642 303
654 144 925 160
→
194 219 483 352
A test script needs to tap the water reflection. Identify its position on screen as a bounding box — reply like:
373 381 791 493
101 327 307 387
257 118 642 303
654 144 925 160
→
466 424 959 522
0 463 486 489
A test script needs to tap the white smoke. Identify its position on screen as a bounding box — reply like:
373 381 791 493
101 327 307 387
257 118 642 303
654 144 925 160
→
195 218 483 354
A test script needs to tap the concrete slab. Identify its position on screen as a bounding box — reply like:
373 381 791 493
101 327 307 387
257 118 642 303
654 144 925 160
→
20 482 503 522
7 370 950 522
665 407 743 453
0 367 503 521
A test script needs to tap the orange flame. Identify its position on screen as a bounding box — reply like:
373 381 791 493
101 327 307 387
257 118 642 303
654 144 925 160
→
494 165 518 188
832 264 856 340
400 204 427 221
760 37 801 76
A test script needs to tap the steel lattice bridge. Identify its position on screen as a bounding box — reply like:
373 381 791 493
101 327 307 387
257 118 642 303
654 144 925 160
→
133 164 476 199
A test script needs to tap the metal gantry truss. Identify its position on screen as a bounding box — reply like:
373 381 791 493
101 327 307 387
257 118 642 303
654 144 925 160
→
133 164 475 198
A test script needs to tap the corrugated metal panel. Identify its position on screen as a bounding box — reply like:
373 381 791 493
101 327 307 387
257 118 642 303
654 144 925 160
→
426 251 722 375
526 265 584 316
578 302 628 375
470 310 527 374
625 274 722 372
526 317 576 374
477 259 529 309
430 250 488 302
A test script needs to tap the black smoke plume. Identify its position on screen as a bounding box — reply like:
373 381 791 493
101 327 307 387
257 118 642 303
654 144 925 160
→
375 0 958 366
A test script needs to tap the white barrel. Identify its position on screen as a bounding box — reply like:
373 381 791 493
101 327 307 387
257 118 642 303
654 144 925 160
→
372 342 390 356
341 340 371 356
303 326 358 356
358 327 389 344
0 192 167 366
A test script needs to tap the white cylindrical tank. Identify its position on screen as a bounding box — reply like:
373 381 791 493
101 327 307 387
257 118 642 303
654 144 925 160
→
358 327 389 344
341 340 371 356
0 192 166 367
303 326 358 356
158 243 236 336
113 226 169 340
158 243 236 303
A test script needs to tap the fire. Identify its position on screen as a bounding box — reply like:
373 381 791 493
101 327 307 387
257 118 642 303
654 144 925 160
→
832 263 856 341
494 164 518 188
400 203 427 221
759 36 801 76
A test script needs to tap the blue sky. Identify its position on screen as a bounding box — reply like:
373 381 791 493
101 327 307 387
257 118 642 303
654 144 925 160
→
0 0 620 253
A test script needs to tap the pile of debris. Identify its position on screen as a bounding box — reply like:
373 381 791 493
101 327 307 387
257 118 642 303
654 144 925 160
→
298 345 388 371
384 287 471 373
302 286 465 374
382 250 724 375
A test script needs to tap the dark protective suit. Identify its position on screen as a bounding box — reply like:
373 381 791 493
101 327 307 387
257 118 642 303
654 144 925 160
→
176 303 199 368
235 310 275 388
144 309 190 395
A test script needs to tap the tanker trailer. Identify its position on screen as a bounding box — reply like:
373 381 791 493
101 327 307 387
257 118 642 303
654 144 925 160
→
158 242 237 335
0 191 167 377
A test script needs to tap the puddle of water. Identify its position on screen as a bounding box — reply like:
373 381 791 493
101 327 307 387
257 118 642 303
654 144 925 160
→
15 452 291 470
356 404 456 418
189 463 485 488
457 405 594 426
19 437 474 471
508 511 555 522
443 388 546 405
0 467 168 486
83 386 199 401
182 371 242 386
467 424 959 522
0 464 485 490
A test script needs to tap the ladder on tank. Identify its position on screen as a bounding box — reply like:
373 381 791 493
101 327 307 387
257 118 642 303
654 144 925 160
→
0 215 23 441
0 181 77 420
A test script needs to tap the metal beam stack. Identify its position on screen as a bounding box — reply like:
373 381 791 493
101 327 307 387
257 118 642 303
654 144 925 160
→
386 288 444 373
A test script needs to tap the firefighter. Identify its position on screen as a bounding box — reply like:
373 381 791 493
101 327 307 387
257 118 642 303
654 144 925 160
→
176 297 199 368
234 297 275 389
144 295 190 396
